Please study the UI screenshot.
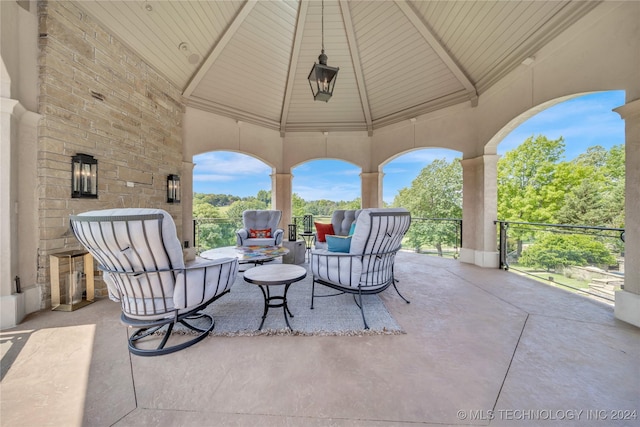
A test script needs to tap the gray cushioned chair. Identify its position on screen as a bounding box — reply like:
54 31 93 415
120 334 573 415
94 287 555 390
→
70 208 238 356
314 209 362 249
310 208 411 329
236 210 284 246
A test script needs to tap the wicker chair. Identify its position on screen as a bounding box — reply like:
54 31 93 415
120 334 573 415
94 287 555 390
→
70 208 238 356
310 208 411 329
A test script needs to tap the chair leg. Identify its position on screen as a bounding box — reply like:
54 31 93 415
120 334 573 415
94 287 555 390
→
357 290 369 330
310 278 316 309
393 278 410 304
127 311 215 357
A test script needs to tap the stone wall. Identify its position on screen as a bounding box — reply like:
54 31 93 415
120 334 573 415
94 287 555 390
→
36 1 184 306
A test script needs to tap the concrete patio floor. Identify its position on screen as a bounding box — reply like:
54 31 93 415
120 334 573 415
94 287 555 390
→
1 252 638 426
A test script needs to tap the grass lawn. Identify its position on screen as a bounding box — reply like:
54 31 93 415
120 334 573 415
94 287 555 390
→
508 265 591 292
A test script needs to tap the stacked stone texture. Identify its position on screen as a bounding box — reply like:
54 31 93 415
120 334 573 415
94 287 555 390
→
37 1 185 304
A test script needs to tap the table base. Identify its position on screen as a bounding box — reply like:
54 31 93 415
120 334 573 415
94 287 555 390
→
256 283 294 330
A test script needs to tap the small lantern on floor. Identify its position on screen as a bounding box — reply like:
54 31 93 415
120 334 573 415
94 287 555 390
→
71 153 98 199
167 174 180 203
288 224 297 241
303 215 313 233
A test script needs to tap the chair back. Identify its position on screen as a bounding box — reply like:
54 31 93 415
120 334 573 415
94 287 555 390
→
331 209 362 235
70 208 186 318
349 208 411 287
242 210 282 231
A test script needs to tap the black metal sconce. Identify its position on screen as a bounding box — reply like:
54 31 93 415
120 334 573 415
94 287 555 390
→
71 153 98 199
167 174 180 203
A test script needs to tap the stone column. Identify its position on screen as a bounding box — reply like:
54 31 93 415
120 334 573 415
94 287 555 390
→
361 172 382 208
614 98 640 328
273 173 293 231
181 161 195 260
459 155 500 268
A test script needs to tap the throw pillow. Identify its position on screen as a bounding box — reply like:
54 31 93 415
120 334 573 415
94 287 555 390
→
249 228 272 238
314 222 334 242
326 235 352 253
348 222 357 236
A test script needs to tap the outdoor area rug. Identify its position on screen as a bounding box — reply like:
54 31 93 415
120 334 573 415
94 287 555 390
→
175 264 404 337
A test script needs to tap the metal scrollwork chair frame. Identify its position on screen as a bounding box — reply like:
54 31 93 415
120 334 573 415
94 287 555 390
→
70 209 238 356
310 209 411 329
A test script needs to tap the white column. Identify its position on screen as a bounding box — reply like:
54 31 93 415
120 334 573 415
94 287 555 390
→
273 173 292 230
361 172 382 208
1 98 40 328
459 155 500 268
614 98 640 328
181 161 195 260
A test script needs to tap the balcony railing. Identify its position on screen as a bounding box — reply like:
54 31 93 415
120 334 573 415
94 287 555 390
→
194 216 462 258
495 220 625 302
194 216 621 301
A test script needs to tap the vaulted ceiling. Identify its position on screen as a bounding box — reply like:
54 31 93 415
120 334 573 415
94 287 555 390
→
75 0 600 135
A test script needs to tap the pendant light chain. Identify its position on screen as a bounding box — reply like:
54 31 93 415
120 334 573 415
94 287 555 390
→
321 0 325 53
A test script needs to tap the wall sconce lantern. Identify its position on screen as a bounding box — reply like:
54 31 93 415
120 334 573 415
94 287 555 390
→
71 153 98 198
167 174 180 203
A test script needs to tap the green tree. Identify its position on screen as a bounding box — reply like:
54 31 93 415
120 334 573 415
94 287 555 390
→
256 189 271 207
498 135 565 224
392 158 462 256
556 144 625 228
498 135 566 256
225 199 268 220
193 199 220 218
520 233 616 271
291 193 307 218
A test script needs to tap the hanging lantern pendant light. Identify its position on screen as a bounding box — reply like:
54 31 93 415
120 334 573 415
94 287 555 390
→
308 0 339 102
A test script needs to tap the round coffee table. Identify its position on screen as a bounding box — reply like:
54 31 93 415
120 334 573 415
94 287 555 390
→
200 245 289 266
243 264 307 330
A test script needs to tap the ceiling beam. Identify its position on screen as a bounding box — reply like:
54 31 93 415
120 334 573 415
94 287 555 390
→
395 0 478 107
279 0 309 137
339 0 373 136
183 0 257 97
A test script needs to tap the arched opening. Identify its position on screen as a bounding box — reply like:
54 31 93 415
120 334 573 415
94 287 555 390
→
291 159 361 219
494 90 625 302
192 151 273 251
383 148 462 257
193 151 273 200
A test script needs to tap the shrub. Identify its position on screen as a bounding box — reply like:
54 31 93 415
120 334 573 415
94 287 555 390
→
519 233 616 271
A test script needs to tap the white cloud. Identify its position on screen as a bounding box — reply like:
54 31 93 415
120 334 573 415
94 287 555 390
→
388 149 460 165
194 152 271 177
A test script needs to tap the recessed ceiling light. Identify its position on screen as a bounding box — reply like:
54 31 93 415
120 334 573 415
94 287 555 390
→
522 56 535 66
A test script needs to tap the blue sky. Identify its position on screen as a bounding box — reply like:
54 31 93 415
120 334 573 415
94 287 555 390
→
193 91 625 204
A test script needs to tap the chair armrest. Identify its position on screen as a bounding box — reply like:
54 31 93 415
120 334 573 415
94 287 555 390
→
185 256 237 270
236 228 248 246
273 228 284 245
176 257 239 309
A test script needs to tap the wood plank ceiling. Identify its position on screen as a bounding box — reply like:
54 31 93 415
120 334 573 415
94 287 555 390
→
74 0 600 135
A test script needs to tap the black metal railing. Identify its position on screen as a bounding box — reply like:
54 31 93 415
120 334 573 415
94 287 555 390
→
195 215 462 259
194 216 624 302
193 217 243 253
495 220 625 302
403 217 462 258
